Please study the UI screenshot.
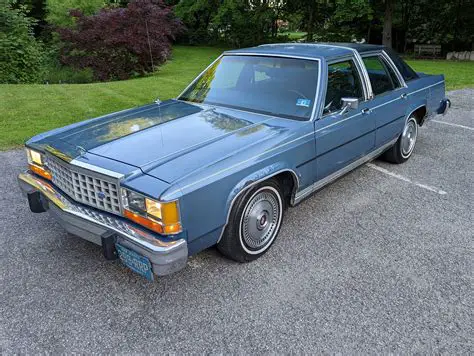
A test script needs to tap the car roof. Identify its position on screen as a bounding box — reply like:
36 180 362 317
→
224 42 385 61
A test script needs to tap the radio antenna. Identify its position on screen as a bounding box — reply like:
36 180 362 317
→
145 18 155 72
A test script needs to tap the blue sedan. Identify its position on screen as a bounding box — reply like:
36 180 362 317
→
19 43 450 280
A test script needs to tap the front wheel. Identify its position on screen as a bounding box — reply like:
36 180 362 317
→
382 115 418 164
217 179 285 262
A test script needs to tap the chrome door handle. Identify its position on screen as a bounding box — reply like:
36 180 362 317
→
361 108 372 115
400 93 408 100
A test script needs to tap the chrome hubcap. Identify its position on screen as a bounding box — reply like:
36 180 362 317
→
401 119 417 157
240 187 281 254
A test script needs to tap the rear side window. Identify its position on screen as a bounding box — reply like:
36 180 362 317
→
324 60 364 115
362 55 400 96
385 48 419 82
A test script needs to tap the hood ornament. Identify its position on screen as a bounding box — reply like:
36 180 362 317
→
155 98 161 105
77 146 87 157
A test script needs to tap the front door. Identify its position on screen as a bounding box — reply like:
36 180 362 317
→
314 58 375 180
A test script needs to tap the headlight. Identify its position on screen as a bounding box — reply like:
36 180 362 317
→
27 149 43 166
121 188 182 235
26 148 51 180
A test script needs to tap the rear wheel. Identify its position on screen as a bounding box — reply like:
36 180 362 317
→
218 179 285 262
382 115 418 164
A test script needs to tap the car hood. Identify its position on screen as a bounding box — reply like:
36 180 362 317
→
29 100 293 183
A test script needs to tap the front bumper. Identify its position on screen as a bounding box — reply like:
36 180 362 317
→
18 172 188 276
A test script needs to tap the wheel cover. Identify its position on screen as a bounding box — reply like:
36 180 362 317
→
401 118 417 158
239 187 282 254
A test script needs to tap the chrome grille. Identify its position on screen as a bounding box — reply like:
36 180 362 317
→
46 156 122 215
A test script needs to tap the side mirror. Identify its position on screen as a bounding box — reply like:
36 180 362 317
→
340 97 359 115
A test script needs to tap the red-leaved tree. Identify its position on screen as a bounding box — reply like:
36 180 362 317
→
57 0 184 81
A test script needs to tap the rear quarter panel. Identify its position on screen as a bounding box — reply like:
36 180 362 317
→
406 73 446 118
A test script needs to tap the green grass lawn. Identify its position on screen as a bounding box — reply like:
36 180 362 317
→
0 46 224 150
279 31 307 40
1 46 473 150
406 59 474 91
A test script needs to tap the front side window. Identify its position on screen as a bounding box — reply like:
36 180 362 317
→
179 55 319 121
363 55 401 96
323 60 364 115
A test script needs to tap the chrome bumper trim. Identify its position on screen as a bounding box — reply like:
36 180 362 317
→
18 172 188 276
443 98 451 115
437 98 451 116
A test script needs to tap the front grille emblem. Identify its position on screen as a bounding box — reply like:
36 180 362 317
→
97 191 106 200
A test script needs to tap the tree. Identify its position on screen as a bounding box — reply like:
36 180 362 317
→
175 0 280 46
284 0 343 42
10 0 48 36
213 0 277 47
0 2 45 83
324 0 375 42
404 0 473 51
46 0 106 27
174 0 220 44
382 0 393 48
57 0 184 81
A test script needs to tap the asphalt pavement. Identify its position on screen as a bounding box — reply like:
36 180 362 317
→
0 90 472 353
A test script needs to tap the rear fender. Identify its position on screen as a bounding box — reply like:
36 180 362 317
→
406 102 428 125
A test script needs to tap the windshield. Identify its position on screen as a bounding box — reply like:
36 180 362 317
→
179 55 319 121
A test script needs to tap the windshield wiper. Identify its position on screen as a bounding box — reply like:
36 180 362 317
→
201 101 307 121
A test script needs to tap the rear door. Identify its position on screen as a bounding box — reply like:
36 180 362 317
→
361 53 408 147
314 57 375 180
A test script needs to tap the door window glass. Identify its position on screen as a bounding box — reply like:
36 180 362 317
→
384 48 418 81
323 60 364 115
363 55 401 96
384 58 402 88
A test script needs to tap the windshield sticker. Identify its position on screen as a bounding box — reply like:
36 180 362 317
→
296 98 311 107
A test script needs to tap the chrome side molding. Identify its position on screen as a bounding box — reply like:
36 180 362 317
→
293 138 397 204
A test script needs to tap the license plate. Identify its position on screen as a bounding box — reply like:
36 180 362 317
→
115 243 154 281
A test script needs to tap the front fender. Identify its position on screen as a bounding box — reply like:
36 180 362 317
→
218 162 299 240
173 161 299 249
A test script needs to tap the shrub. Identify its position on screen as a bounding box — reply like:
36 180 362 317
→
46 0 106 27
38 40 94 83
42 61 94 84
0 3 46 83
57 0 184 81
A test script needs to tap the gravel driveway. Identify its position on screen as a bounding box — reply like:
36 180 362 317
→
0 90 472 353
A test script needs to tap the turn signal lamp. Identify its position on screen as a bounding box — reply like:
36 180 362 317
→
26 148 51 180
29 164 52 180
